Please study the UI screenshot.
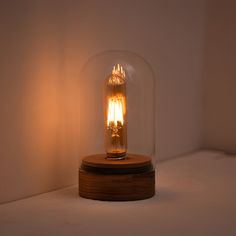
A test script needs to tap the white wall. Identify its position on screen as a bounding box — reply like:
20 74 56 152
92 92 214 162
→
203 0 236 153
0 0 205 203
0 1 77 204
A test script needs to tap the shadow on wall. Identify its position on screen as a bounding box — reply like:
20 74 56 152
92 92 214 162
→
203 0 236 153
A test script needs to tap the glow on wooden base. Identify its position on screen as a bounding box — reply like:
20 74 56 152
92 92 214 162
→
79 154 155 201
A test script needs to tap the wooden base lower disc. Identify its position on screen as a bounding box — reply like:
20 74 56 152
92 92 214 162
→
79 154 155 201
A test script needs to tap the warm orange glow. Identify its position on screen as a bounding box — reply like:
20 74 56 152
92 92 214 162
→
107 96 125 126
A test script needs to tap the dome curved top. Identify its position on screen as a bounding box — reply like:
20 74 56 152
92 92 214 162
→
78 50 156 162
80 50 155 84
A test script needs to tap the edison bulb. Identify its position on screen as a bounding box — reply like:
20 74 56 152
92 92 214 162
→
105 64 127 159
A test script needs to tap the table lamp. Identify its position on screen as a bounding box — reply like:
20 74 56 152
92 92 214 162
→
79 51 155 201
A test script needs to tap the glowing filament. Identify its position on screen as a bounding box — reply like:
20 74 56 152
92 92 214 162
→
112 64 125 78
107 97 124 127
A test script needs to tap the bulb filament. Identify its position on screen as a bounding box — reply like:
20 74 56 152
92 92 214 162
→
107 96 124 137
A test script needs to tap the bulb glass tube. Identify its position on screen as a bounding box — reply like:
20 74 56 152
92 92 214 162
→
105 64 127 159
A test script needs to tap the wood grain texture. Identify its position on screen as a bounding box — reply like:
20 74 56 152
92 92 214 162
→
79 154 155 201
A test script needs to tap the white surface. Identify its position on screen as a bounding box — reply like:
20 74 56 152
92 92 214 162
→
0 151 235 236
0 0 205 203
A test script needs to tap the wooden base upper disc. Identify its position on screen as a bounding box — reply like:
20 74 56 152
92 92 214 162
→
79 154 155 201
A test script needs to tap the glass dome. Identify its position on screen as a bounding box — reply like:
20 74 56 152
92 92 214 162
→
78 50 156 165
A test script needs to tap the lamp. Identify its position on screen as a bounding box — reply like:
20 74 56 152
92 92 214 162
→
79 51 155 201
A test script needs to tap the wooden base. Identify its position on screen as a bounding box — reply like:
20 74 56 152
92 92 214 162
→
79 154 155 201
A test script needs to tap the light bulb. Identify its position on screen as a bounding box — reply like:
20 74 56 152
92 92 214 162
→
105 64 127 159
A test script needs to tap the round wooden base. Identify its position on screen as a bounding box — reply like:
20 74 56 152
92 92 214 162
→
79 154 155 201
